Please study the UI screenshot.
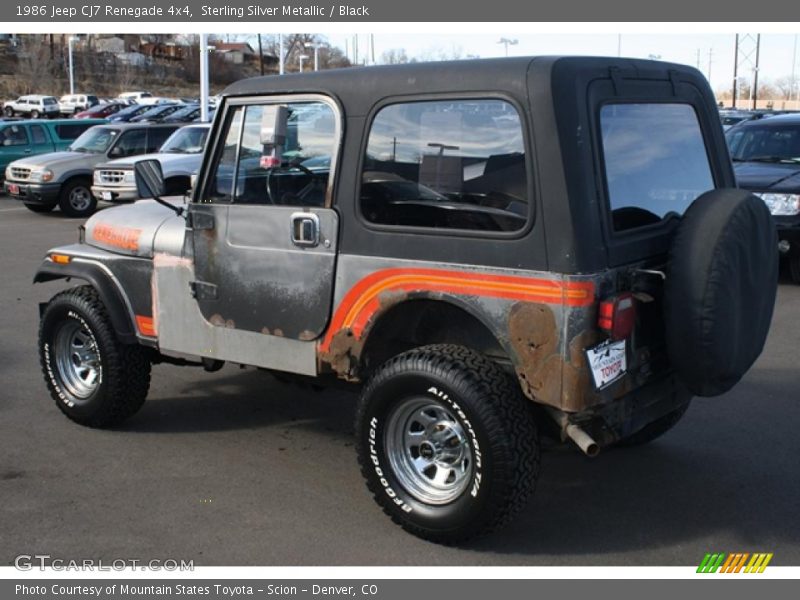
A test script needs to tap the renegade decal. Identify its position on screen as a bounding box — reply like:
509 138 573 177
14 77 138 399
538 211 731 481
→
320 268 595 352
92 223 143 252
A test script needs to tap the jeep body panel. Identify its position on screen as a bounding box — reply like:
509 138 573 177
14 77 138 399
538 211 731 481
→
36 56 725 417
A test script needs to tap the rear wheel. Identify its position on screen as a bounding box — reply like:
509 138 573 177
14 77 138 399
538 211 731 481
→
58 178 96 217
3 106 13 117
23 201 56 213
356 344 539 544
39 286 151 427
30 109 40 119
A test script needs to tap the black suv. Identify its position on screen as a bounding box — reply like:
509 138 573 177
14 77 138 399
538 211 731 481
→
32 57 778 542
726 113 800 282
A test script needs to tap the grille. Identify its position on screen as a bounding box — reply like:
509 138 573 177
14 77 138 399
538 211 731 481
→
10 167 31 180
96 170 128 185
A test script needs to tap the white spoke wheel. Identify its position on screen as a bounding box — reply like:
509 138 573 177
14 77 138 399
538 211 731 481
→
356 344 540 544
39 286 151 427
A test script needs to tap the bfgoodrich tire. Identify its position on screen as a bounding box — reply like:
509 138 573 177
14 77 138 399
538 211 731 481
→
356 344 540 544
39 286 151 427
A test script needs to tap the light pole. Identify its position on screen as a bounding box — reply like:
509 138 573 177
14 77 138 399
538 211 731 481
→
278 33 284 75
298 54 309 73
68 36 78 94
304 42 321 71
497 37 518 57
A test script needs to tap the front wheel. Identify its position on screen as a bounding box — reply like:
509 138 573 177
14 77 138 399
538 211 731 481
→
58 178 96 217
39 286 151 427
356 344 540 544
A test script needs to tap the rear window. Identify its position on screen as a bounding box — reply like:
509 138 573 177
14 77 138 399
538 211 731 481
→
44 97 58 105
600 103 714 232
54 122 94 141
360 98 528 233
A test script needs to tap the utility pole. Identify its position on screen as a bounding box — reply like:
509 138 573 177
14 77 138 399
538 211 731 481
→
498 37 518 57
371 33 375 65
199 33 209 122
278 33 284 75
257 34 264 76
752 34 761 109
696 48 701 69
707 47 713 88
732 35 739 109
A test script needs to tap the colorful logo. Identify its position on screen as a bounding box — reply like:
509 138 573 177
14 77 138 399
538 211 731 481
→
697 552 773 573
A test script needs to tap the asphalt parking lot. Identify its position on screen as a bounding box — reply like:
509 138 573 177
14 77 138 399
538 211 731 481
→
1 193 799 567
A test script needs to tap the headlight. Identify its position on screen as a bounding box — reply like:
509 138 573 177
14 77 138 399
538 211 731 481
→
123 171 135 184
29 169 54 183
756 193 800 216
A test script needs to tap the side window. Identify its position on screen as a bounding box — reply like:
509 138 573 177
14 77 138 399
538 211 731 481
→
205 100 337 206
207 106 244 203
599 103 714 232
110 129 147 157
1 125 29 146
30 124 48 144
360 99 528 232
146 128 175 152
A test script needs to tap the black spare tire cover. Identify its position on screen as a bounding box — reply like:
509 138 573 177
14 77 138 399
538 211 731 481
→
664 189 778 397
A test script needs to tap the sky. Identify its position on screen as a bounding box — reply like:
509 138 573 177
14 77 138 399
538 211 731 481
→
326 33 800 93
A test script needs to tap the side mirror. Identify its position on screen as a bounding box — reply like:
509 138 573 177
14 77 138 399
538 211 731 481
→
260 105 288 146
134 160 165 199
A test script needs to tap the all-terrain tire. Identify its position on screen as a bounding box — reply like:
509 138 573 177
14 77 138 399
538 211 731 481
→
39 285 151 427
356 344 540 544
617 402 691 447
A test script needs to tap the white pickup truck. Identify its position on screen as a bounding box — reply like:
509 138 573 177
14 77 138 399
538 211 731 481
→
91 124 209 202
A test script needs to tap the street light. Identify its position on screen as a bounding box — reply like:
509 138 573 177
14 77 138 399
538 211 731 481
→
68 36 78 95
304 42 321 71
298 54 309 73
497 37 518 57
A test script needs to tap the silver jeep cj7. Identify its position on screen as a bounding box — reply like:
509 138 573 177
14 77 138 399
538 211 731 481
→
34 57 778 543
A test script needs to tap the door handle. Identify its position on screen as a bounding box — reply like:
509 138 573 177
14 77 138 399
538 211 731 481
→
24 149 32 153
290 212 320 248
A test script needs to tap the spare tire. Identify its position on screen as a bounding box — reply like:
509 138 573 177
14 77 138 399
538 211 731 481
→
664 189 778 397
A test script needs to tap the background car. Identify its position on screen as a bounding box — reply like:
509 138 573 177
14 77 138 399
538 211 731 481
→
129 104 182 123
58 94 99 116
4 122 180 217
106 104 153 122
3 95 60 119
0 118 106 181
726 113 800 282
162 104 202 123
74 102 127 119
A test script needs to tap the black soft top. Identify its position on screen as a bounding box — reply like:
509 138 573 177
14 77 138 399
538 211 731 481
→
222 56 705 116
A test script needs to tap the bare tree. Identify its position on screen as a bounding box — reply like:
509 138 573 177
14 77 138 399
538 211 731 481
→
381 48 409 65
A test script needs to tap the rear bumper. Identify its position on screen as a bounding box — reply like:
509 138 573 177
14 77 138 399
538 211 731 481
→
4 181 61 205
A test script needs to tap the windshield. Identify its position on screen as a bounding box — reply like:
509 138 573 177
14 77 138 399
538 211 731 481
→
726 123 800 163
68 127 119 153
159 127 208 153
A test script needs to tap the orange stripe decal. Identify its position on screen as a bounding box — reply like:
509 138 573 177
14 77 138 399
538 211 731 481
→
320 268 594 352
135 315 157 337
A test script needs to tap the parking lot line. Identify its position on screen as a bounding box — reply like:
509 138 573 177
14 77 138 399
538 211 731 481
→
0 207 27 212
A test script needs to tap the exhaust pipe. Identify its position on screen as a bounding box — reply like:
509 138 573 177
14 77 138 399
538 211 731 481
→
565 423 600 457
545 408 600 457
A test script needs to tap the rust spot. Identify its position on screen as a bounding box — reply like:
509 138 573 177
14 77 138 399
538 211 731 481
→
561 329 605 412
261 327 271 335
298 330 316 341
209 314 225 327
319 328 363 381
508 303 562 407
225 319 235 329
273 328 284 338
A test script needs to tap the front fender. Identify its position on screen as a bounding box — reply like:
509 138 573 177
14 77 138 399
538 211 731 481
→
34 249 144 344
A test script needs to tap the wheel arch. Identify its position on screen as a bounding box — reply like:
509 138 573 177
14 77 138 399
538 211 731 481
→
351 297 514 379
34 261 138 344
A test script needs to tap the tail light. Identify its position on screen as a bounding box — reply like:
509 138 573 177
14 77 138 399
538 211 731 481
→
597 292 636 340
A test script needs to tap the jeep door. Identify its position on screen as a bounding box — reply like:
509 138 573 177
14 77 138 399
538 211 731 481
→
189 95 341 340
